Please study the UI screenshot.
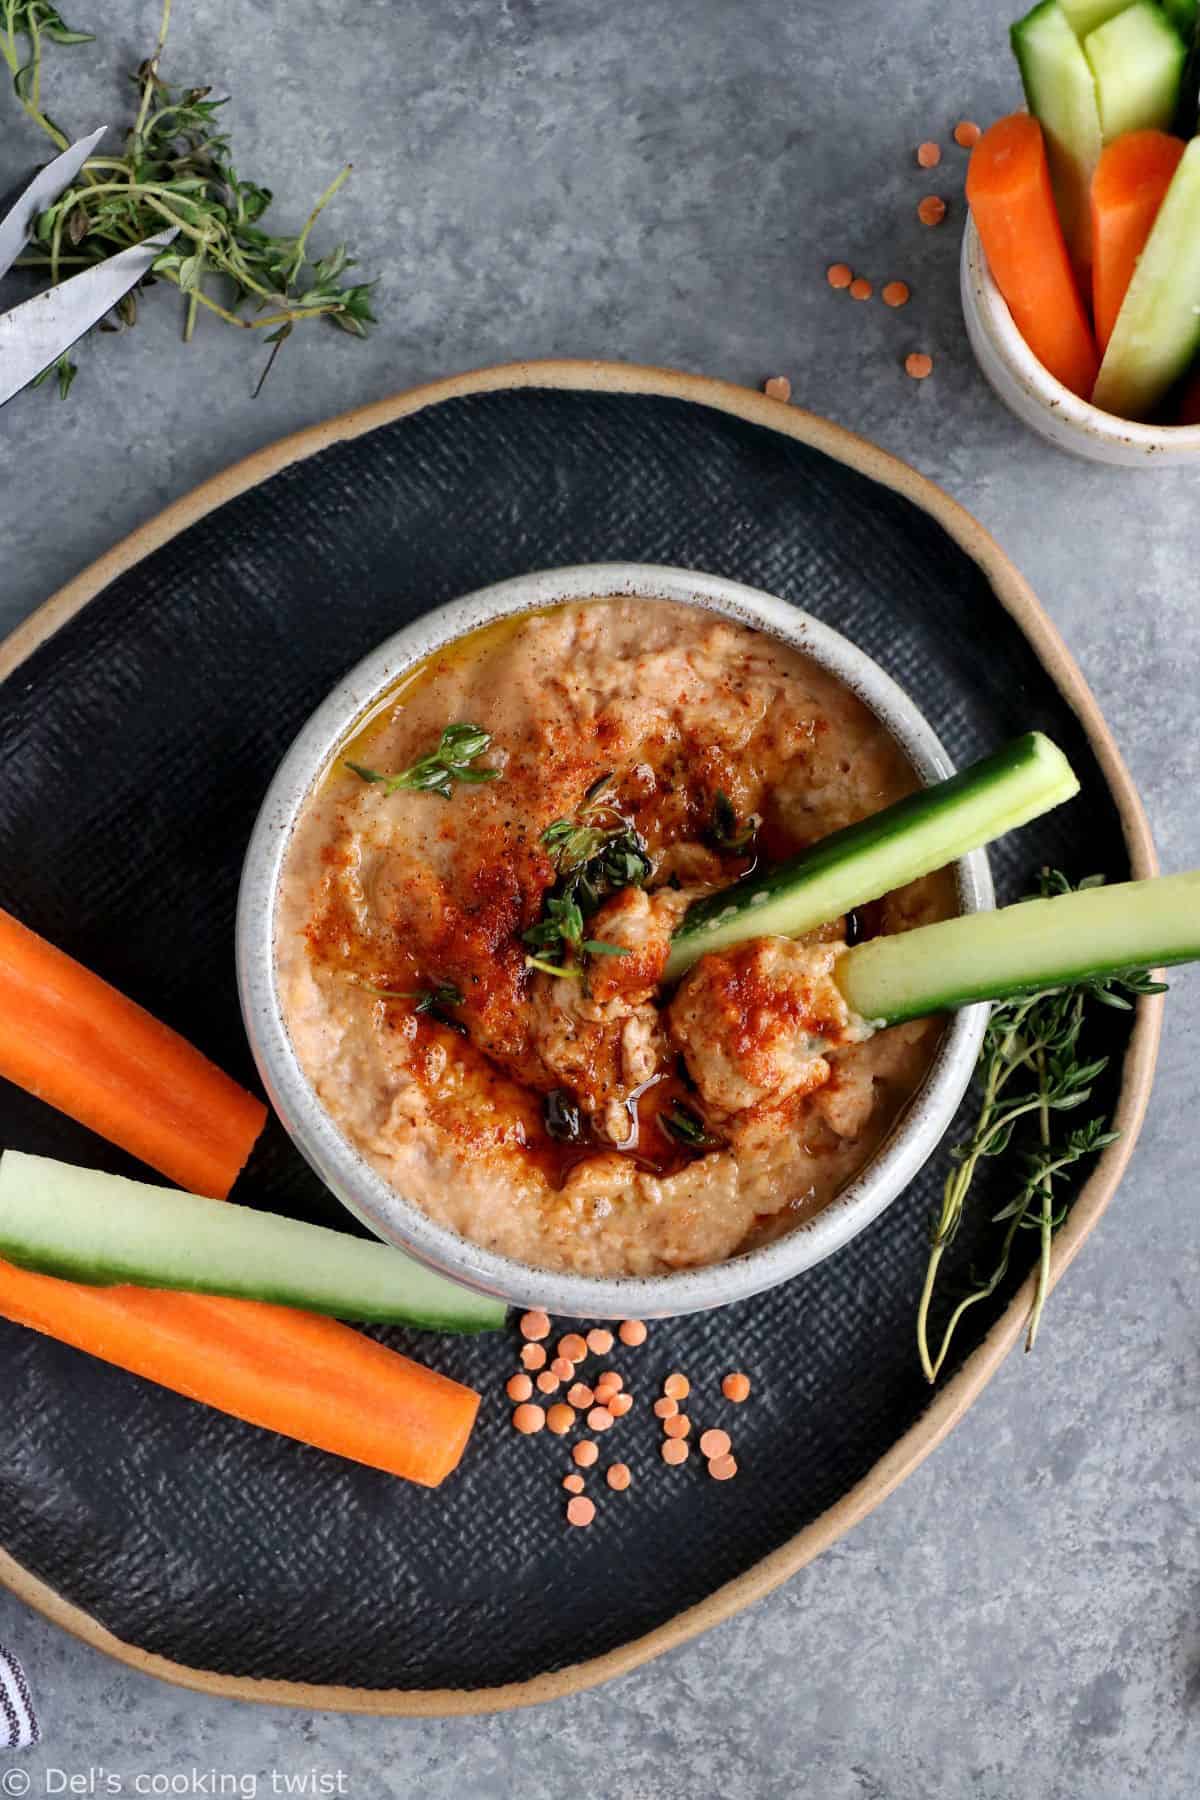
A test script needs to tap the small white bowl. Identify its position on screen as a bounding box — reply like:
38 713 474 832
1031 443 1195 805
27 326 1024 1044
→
238 564 991 1319
961 215 1200 468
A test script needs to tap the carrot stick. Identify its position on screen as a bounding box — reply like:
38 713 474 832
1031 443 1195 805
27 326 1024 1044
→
967 113 1099 400
1091 130 1186 353
0 1262 480 1486
0 908 265 1198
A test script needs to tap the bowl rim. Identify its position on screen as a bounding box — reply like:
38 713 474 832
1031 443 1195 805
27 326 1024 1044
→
961 213 1200 451
236 561 992 1318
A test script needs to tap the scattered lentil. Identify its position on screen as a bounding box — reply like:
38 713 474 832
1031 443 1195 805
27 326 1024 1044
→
563 1472 585 1494
905 351 934 379
558 1333 588 1364
882 280 910 308
512 1403 545 1435
722 1372 751 1403
566 1382 594 1410
519 1310 550 1341
709 1453 739 1481
661 1438 689 1466
954 119 981 148
826 261 854 289
700 1428 732 1461
849 276 873 301
664 1373 690 1400
917 140 942 168
520 1342 547 1372
606 1462 632 1491
917 194 947 227
587 1406 615 1432
573 1439 599 1468
764 375 792 402
608 1392 634 1418
546 1402 575 1436
664 1413 691 1440
566 1495 596 1527
594 1371 623 1400
618 1319 647 1346
654 1396 678 1420
586 1328 614 1355
506 1372 533 1403
550 1356 574 1380
536 1369 560 1395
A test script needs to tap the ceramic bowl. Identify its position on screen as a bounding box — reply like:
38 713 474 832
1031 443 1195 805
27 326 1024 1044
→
961 214 1200 468
237 563 992 1318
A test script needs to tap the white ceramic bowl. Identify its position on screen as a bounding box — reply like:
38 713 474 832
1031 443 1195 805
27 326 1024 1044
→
961 214 1200 468
237 564 992 1319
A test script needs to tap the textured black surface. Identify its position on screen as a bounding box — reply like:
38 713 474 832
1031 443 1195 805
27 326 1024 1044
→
0 385 1136 1692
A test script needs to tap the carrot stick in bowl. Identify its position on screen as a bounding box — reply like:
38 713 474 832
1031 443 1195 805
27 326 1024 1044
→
1091 129 1186 353
966 112 1099 399
0 907 265 1199
0 1262 481 1487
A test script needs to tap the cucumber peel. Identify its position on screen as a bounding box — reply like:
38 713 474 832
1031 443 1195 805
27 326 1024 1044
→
837 870 1200 1023
0 1152 506 1332
664 733 1079 983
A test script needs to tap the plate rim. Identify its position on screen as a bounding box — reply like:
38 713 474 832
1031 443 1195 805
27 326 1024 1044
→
0 356 1162 1716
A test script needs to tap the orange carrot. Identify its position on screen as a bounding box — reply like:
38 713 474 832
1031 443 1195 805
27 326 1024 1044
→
0 908 265 1198
967 113 1099 400
0 1263 479 1485
1091 131 1185 354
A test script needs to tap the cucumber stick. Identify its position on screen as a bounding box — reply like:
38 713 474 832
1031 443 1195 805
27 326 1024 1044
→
838 870 1200 1023
1093 136 1200 419
1084 2 1186 139
1163 0 1199 37
664 733 1079 982
1012 0 1103 275
0 1152 505 1332
1058 0 1133 38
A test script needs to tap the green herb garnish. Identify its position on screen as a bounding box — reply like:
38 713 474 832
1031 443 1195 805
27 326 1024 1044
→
347 724 500 802
2 0 375 394
916 870 1167 1383
659 1101 721 1149
708 790 757 853
544 1089 584 1143
354 978 466 1032
523 774 650 973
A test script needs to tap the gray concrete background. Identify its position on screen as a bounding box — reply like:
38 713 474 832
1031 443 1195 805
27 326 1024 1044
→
1 2 1198 1794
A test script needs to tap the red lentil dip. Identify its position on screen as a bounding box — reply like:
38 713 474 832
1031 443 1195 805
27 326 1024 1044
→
276 599 955 1277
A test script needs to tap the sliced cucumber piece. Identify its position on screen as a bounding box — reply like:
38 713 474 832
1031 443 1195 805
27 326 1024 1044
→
1084 1 1186 139
664 733 1079 982
1163 0 1199 41
1012 0 1104 274
838 870 1200 1023
1093 135 1200 419
1059 0 1135 39
0 1152 506 1332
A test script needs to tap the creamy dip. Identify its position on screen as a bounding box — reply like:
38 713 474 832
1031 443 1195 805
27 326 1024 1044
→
276 599 956 1276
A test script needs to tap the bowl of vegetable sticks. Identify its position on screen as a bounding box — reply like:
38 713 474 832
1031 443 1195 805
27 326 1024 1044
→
961 211 1200 467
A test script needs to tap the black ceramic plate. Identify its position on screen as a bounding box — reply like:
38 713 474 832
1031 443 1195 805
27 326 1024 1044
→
0 363 1158 1713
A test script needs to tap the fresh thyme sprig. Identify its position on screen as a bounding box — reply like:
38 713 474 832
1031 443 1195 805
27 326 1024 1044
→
347 724 500 802
916 869 1167 1383
659 1101 721 1149
707 790 758 854
350 977 466 1032
2 0 375 393
523 773 650 976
